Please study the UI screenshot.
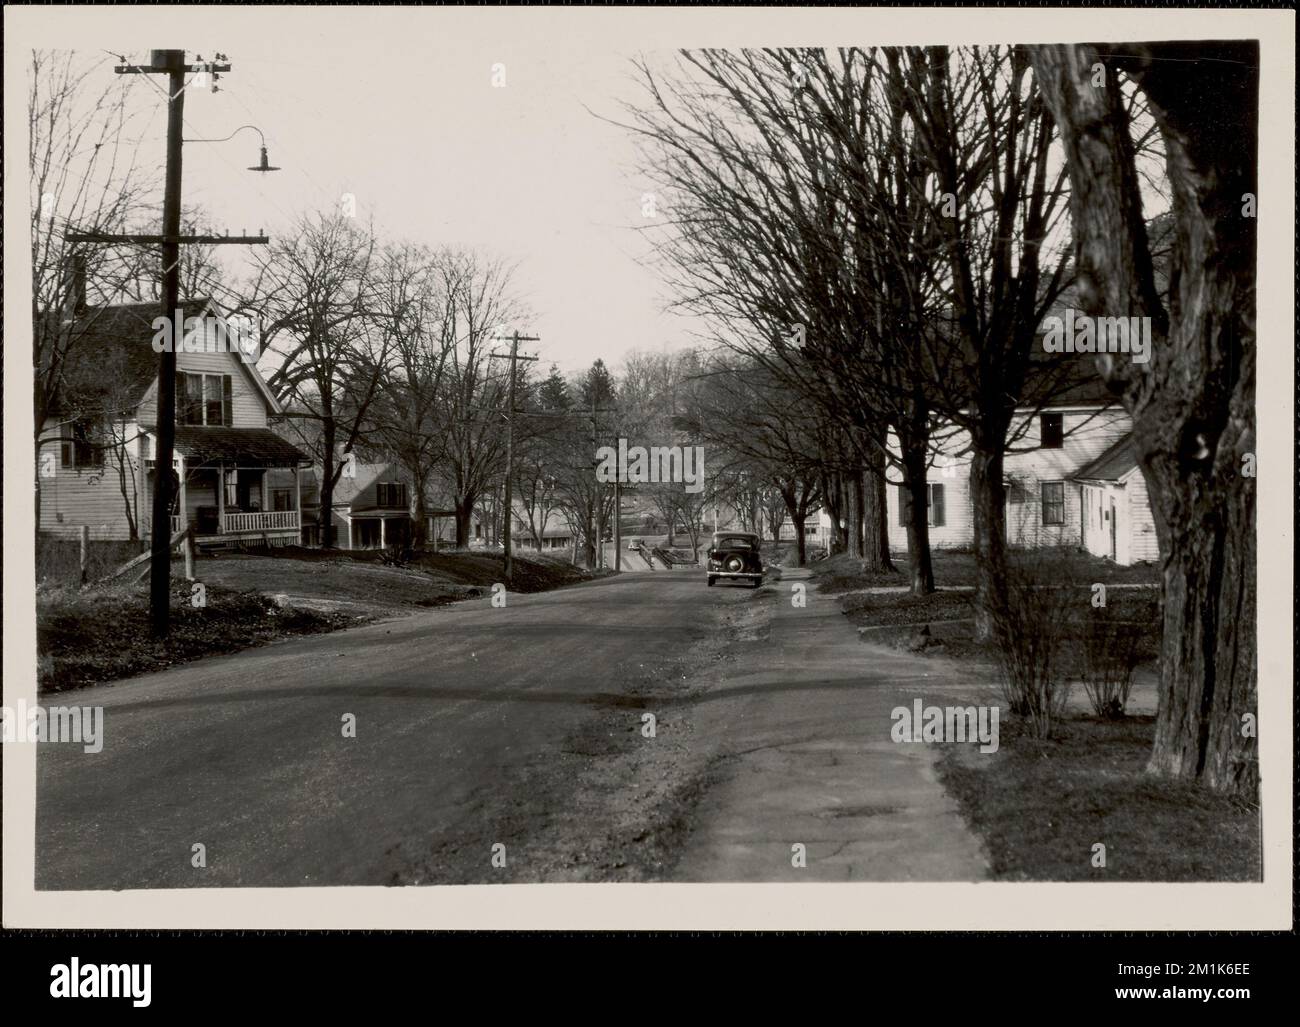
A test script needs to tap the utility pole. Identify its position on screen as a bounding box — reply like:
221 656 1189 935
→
614 458 621 573
68 50 268 637
592 390 605 570
490 331 539 583
586 395 621 572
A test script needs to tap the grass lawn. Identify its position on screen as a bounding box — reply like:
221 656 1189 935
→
843 587 1161 667
193 546 608 610
936 715 1261 880
826 548 1242 878
811 547 1159 594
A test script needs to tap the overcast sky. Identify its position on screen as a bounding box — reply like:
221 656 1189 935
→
100 23 691 379
38 9 1186 386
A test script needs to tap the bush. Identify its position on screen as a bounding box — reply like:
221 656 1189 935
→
1078 616 1146 719
987 547 1081 738
380 542 416 567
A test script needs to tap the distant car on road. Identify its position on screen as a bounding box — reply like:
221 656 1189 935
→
706 531 764 588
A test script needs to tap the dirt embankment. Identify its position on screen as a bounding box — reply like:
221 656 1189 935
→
36 548 611 693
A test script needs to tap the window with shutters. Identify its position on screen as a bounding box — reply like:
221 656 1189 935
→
899 483 945 527
1042 481 1066 525
927 482 945 527
177 373 231 426
271 489 293 512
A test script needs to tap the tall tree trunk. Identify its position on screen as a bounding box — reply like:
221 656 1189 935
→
454 497 474 549
819 469 845 554
863 444 892 572
1031 42 1257 796
844 468 864 559
852 468 868 560
412 474 428 548
320 415 337 549
969 435 1007 637
900 439 936 596
583 511 597 569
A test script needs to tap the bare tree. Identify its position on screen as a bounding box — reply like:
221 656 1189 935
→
619 49 916 580
886 46 1073 632
1030 42 1257 797
684 354 823 564
366 242 458 546
622 47 1080 608
256 212 386 547
431 252 523 547
30 49 152 531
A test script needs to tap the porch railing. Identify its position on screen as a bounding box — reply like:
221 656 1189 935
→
222 510 300 534
157 511 302 536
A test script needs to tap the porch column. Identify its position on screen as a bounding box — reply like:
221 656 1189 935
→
380 516 386 548
293 465 302 544
216 461 225 532
347 517 353 551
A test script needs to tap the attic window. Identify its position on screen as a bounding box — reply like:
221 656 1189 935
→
1040 413 1064 450
178 373 231 426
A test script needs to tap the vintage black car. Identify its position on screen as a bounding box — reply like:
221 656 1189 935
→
706 531 764 587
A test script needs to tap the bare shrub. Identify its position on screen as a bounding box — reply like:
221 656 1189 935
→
1079 615 1146 719
988 546 1082 738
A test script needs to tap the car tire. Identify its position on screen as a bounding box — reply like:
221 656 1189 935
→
723 555 745 574
707 575 716 587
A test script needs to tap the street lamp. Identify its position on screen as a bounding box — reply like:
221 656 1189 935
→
184 124 281 172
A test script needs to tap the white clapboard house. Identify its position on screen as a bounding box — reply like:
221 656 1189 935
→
815 373 1159 567
38 296 310 549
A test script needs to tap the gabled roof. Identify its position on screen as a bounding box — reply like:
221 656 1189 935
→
46 299 211 417
1073 435 1139 483
308 462 413 510
1019 346 1121 408
50 297 285 419
328 463 389 507
137 299 285 417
